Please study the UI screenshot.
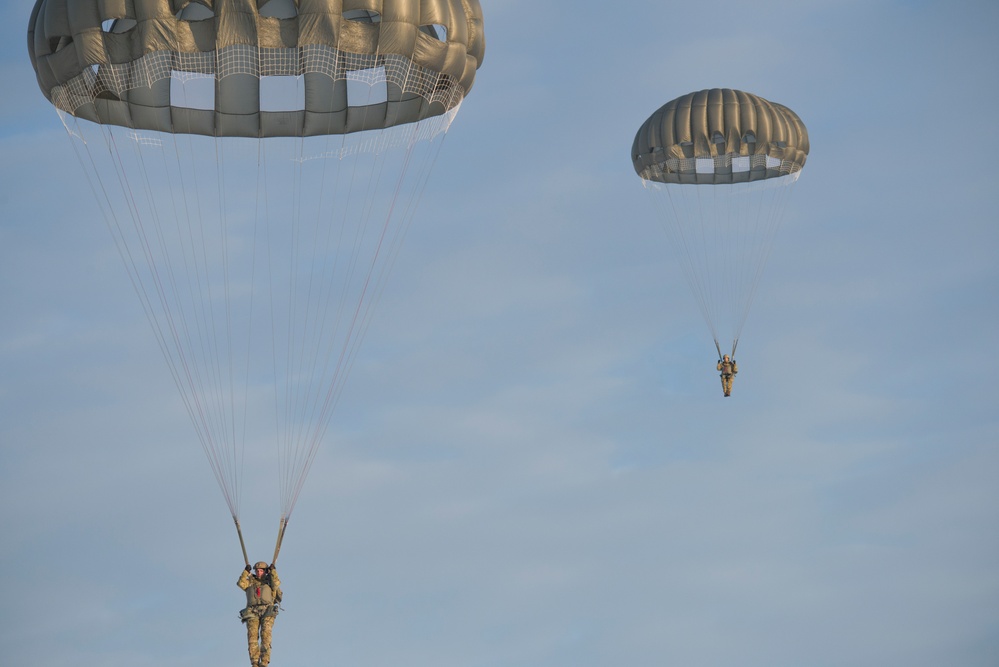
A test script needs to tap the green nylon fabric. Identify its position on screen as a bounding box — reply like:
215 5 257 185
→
28 0 485 136
632 88 808 185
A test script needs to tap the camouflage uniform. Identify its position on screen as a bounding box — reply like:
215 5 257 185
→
238 563 282 667
717 355 738 397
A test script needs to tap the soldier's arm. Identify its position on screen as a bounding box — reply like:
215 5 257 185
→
237 569 252 590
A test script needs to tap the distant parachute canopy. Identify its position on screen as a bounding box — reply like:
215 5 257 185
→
632 89 809 357
632 88 808 185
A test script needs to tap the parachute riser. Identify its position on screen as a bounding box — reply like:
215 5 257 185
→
234 517 249 567
713 338 738 360
271 517 289 566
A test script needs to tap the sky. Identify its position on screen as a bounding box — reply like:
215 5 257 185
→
2 1 998 666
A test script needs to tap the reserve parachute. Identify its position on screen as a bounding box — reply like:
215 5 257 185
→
28 0 485 561
632 88 808 359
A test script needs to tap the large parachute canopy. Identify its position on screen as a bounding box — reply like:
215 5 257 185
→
632 88 809 358
28 0 485 135
28 0 485 559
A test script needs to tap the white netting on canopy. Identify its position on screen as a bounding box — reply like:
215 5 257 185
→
51 45 465 124
638 153 804 185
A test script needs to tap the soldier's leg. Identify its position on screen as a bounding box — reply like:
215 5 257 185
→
259 616 276 666
245 615 261 667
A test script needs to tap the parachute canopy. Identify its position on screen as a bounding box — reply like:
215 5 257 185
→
28 0 485 136
631 89 809 357
632 88 808 185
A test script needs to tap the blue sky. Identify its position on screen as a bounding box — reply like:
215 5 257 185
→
3 1 998 666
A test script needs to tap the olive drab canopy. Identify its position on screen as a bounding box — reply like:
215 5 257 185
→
631 89 809 359
632 88 808 185
26 0 486 554
28 0 485 136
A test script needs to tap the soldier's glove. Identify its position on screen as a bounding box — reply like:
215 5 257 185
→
245 564 252 572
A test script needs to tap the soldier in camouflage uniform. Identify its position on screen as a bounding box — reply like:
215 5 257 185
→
717 354 738 397
238 561 282 667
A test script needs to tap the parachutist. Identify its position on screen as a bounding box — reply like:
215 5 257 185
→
717 354 738 397
632 90 809 367
238 562 282 667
